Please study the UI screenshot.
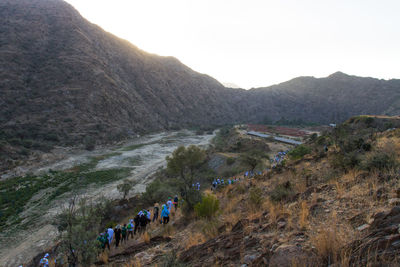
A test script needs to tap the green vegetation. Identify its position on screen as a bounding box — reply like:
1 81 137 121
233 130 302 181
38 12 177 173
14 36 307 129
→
0 154 131 230
226 157 236 165
120 143 147 151
166 145 206 211
54 197 109 265
194 194 219 219
288 145 312 160
117 179 137 199
240 149 269 172
270 182 293 202
249 187 263 208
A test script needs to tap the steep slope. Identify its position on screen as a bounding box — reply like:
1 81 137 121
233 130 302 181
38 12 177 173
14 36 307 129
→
0 0 247 146
1 0 400 172
248 72 400 124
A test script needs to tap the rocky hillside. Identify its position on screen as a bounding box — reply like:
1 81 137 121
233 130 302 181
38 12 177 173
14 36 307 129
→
0 0 247 146
247 72 400 124
87 116 400 266
1 0 400 171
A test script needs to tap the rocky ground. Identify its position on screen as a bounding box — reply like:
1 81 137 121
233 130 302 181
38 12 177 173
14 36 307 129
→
84 118 400 267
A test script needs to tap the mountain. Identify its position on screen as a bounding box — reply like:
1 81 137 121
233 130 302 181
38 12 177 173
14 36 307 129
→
247 72 400 124
0 0 247 147
1 0 400 162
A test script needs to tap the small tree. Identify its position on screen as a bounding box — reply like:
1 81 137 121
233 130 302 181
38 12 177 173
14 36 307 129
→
240 149 269 172
55 196 102 266
166 145 206 210
117 179 136 199
194 194 219 219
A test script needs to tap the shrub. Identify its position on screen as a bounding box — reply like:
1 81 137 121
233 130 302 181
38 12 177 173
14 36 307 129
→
84 136 96 151
194 194 219 219
365 153 397 171
270 182 293 202
288 145 311 160
226 157 236 165
249 187 263 208
331 151 361 171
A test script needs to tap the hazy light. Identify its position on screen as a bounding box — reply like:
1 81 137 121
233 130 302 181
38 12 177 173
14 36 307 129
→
65 0 400 88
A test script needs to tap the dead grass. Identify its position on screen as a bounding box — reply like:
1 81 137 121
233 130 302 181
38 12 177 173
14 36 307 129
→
184 232 206 249
98 251 109 264
298 201 309 230
142 231 151 243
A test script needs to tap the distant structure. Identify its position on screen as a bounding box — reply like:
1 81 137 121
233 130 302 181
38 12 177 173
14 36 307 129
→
329 123 337 127
247 131 303 145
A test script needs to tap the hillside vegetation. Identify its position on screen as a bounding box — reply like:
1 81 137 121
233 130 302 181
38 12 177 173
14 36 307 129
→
28 116 400 266
2 0 400 172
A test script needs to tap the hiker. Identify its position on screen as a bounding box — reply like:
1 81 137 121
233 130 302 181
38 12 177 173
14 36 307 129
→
97 233 106 250
174 195 179 210
196 182 200 191
139 212 148 233
153 204 159 222
167 197 173 211
121 224 127 244
134 214 140 235
107 227 114 245
114 225 122 247
161 204 170 224
104 230 110 249
127 219 134 239
39 253 50 267
146 209 151 223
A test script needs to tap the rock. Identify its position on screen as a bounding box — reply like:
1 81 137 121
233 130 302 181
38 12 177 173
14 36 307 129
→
277 221 286 229
269 244 318 267
349 212 367 228
243 254 258 264
356 224 369 231
389 198 400 206
347 206 400 265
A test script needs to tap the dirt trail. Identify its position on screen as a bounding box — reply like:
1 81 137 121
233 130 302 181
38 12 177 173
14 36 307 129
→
0 130 214 267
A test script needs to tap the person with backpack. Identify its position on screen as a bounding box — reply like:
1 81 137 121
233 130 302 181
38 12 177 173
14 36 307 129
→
121 224 127 244
107 227 114 246
127 219 134 239
173 195 179 210
139 212 148 233
161 204 170 224
97 233 106 250
134 214 140 235
114 225 122 247
39 253 50 267
167 197 173 212
153 204 159 222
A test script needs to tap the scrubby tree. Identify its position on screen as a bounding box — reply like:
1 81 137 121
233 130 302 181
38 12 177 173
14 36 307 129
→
240 149 269 172
117 179 136 199
166 145 206 210
54 196 103 266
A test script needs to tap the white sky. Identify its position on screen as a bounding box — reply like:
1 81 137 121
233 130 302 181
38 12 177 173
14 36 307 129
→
65 0 400 88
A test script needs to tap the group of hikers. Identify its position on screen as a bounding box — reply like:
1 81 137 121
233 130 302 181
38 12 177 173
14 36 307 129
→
96 196 179 250
271 150 289 167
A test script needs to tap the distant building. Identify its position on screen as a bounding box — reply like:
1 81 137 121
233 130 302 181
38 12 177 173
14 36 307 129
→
329 123 337 127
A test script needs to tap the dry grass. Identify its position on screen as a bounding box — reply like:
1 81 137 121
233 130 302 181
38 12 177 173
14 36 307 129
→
98 251 109 264
184 232 206 249
298 201 309 230
142 231 151 243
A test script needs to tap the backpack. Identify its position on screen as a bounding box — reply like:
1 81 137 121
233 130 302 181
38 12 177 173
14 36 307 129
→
127 223 132 230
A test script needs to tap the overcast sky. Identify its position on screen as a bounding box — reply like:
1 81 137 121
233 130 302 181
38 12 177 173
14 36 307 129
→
65 0 400 88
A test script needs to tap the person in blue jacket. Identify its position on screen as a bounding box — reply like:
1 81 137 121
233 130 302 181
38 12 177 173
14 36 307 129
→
161 204 170 224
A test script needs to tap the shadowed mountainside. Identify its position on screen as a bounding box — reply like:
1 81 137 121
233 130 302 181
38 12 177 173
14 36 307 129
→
1 0 400 169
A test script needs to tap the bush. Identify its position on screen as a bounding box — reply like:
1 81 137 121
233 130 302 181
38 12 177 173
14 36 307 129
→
331 151 361 171
249 187 263 208
194 194 219 219
288 145 311 160
365 153 397 171
226 157 236 165
270 182 293 202
84 136 96 151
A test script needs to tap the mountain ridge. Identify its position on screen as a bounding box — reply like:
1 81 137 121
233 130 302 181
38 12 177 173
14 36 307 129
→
1 0 400 170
